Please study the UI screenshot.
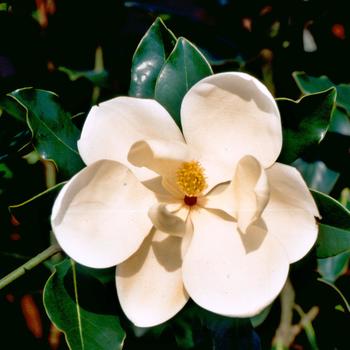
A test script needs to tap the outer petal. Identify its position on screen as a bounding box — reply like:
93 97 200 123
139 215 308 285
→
51 160 156 268
262 163 319 263
78 97 184 180
183 209 289 317
181 72 282 176
116 229 189 327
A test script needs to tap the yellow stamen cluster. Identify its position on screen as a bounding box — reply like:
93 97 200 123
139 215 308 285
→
176 161 207 197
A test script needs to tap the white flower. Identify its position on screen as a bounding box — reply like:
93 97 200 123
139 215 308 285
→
51 72 319 327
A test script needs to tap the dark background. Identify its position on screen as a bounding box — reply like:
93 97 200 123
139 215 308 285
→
1 1 350 349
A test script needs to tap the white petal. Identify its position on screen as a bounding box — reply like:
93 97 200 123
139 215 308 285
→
183 209 289 317
234 156 269 233
116 230 189 327
263 163 319 263
51 160 156 268
204 156 269 234
78 97 184 180
128 139 192 197
149 203 188 236
181 72 282 176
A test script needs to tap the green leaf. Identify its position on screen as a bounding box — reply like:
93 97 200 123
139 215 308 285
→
328 107 350 135
292 159 339 194
277 88 336 164
250 304 272 328
293 72 350 136
58 66 109 88
317 278 350 313
8 88 84 179
312 190 350 258
317 251 350 282
129 17 176 98
154 37 213 126
0 95 26 123
44 259 126 350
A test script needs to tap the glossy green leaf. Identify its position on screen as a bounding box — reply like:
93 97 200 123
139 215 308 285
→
277 88 336 164
129 17 176 98
292 159 339 194
155 37 213 126
312 190 350 258
317 251 350 282
8 88 84 179
293 72 350 136
329 108 350 135
44 259 125 350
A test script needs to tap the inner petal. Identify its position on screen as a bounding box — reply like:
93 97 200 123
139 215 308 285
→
128 139 192 198
234 155 270 233
204 155 270 234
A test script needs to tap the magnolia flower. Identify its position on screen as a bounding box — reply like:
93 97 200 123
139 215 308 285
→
51 72 319 327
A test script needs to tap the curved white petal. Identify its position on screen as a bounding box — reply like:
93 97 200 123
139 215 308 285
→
78 97 184 180
234 156 270 233
263 163 319 263
149 203 187 236
128 139 192 198
183 209 289 317
204 156 269 233
116 230 189 327
181 72 282 176
51 160 156 268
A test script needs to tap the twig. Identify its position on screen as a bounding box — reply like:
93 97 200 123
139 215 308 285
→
0 244 61 290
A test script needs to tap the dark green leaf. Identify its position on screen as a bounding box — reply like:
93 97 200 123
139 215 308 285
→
312 190 350 258
0 94 26 122
293 72 350 136
317 278 350 313
44 259 126 350
129 17 176 98
8 88 84 179
292 159 339 194
277 88 336 164
155 37 213 126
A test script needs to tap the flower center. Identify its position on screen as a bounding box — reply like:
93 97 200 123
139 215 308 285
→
176 161 207 205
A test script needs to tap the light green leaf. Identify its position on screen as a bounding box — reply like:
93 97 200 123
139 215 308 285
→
277 88 336 164
8 88 84 179
292 159 339 194
44 259 126 350
312 190 350 258
250 304 272 328
129 17 176 98
154 37 213 126
317 251 350 282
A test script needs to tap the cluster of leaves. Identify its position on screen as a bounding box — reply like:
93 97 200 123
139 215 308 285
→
1 14 350 350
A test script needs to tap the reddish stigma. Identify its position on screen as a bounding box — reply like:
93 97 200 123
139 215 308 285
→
184 196 197 206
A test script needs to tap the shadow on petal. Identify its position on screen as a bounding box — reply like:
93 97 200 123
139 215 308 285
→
117 229 154 278
239 218 268 254
152 234 183 272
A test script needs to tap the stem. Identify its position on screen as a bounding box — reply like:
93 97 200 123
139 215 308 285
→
0 244 61 290
273 278 295 348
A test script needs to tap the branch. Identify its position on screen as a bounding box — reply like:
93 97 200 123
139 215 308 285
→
0 244 61 290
